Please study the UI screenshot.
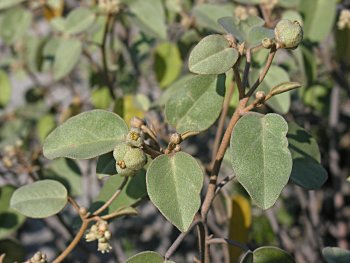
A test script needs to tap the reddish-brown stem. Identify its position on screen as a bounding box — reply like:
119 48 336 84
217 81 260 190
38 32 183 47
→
52 220 90 263
211 78 236 165
142 143 162 159
201 97 249 222
242 49 252 90
246 47 277 97
68 196 80 213
233 66 245 99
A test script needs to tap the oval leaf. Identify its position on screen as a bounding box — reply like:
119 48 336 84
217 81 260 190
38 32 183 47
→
53 38 82 81
43 110 128 160
230 113 292 210
10 180 68 218
300 0 336 42
241 246 294 263
323 247 350 263
287 122 328 189
147 152 203 232
250 66 291 114
188 34 238 74
0 70 12 108
0 185 26 239
165 74 225 133
0 0 26 10
127 0 167 39
269 82 302 96
64 7 95 35
125 251 164 263
154 42 182 88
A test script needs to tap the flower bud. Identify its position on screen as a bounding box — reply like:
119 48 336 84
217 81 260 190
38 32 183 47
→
126 128 144 148
130 116 145 128
255 91 266 101
274 19 303 49
113 142 147 176
97 240 112 254
170 133 182 145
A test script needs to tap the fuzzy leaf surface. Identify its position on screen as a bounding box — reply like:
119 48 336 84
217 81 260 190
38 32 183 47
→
287 122 327 189
10 180 67 218
147 152 203 232
230 113 292 209
188 34 238 74
241 246 294 263
165 74 225 133
43 110 128 160
125 251 164 263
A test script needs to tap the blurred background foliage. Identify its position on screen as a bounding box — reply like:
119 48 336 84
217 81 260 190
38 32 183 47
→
1 0 350 262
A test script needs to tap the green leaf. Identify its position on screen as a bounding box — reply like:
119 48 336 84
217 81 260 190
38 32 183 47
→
10 180 68 218
37 114 56 143
127 0 167 39
246 27 274 48
218 16 265 43
0 239 25 263
241 246 294 263
0 185 26 239
0 0 26 10
147 152 203 232
0 6 32 45
91 87 113 109
154 42 182 88
287 122 327 189
96 152 117 179
64 7 95 35
269 82 302 96
300 0 336 42
90 170 147 214
323 247 350 263
0 70 12 108
43 110 128 160
53 38 82 81
125 251 164 263
230 113 292 210
192 3 234 33
41 158 82 196
157 75 193 107
250 65 291 114
165 74 225 133
188 34 239 74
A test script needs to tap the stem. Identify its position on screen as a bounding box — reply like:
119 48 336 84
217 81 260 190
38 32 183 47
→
233 66 245 99
215 173 235 196
164 218 201 260
211 78 235 164
246 47 277 97
101 208 138 221
93 176 129 216
142 143 162 159
207 238 249 251
52 220 90 263
68 196 80 213
101 13 116 100
242 49 252 90
201 97 249 221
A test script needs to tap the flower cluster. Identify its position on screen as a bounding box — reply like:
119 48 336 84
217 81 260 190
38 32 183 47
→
98 0 120 14
234 5 258 21
85 220 112 254
337 9 350 30
25 251 47 263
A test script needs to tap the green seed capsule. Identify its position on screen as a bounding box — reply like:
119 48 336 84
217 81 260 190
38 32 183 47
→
113 142 146 176
274 19 303 49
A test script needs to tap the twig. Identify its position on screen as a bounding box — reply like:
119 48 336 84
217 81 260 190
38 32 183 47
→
207 238 249 251
211 78 235 164
101 13 116 99
242 49 252 89
233 66 245 99
142 143 162 159
246 46 277 97
68 196 81 213
93 176 129 216
164 218 201 260
215 174 235 196
52 220 90 263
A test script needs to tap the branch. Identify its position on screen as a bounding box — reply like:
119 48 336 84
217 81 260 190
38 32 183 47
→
246 46 277 97
92 176 129 216
165 218 201 260
207 237 249 251
211 77 235 164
